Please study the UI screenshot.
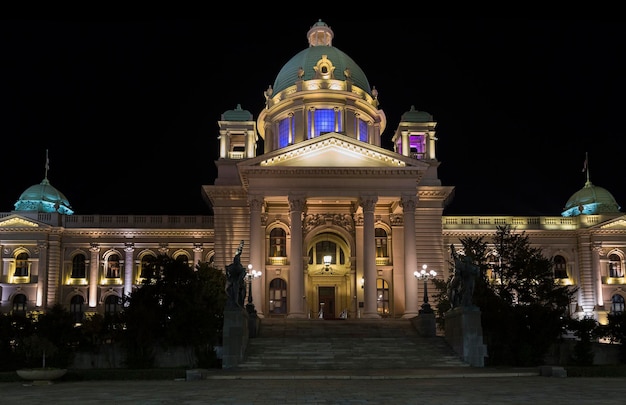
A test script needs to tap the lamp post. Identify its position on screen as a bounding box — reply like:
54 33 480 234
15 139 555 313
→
245 264 262 315
414 264 437 314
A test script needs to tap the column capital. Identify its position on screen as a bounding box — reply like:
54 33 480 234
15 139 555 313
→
359 194 378 213
288 193 307 212
400 195 418 211
248 194 264 211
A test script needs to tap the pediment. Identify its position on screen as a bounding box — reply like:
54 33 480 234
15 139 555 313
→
600 216 626 229
235 133 431 190
0 214 47 228
240 133 426 169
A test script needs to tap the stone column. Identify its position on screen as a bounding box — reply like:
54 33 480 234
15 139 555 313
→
89 243 100 308
46 237 61 309
124 243 134 298
360 194 380 318
36 241 48 308
193 243 204 268
401 195 419 318
287 193 306 318
592 244 603 309
401 130 409 157
249 194 264 317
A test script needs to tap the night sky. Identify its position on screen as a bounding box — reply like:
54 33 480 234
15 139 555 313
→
2 19 625 216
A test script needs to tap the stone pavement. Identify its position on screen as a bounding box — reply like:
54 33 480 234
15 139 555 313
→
3 368 626 404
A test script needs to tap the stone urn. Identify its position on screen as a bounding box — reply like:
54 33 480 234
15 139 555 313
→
16 368 67 385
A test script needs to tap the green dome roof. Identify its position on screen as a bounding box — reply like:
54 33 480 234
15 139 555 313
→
14 178 74 215
222 104 253 121
561 180 620 217
401 105 433 122
272 20 371 96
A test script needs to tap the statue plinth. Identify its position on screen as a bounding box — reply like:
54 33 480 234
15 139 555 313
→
444 306 487 367
221 308 249 369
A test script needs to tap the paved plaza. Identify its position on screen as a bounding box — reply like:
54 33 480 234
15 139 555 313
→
3 369 626 404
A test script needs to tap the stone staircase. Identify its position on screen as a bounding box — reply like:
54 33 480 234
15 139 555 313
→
238 317 469 371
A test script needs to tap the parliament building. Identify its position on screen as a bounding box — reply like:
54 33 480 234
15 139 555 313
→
2 20 625 327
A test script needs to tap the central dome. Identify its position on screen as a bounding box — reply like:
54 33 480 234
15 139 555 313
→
14 178 74 215
271 20 371 96
562 180 620 217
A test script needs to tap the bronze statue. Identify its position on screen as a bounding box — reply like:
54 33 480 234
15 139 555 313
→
449 245 479 308
225 240 247 309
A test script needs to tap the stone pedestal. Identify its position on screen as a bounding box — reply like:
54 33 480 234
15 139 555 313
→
444 306 487 367
246 304 260 338
221 308 249 369
411 311 436 337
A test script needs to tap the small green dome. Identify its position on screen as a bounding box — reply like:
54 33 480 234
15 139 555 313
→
401 105 433 122
14 178 74 215
222 104 253 121
561 181 620 217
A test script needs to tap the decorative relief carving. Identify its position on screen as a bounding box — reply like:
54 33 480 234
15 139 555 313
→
303 213 354 234
355 214 364 226
390 214 403 226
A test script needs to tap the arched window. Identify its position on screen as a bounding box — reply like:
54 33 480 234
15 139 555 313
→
375 228 388 258
14 252 29 277
175 253 189 265
611 294 625 314
106 254 120 278
377 278 390 317
270 228 286 258
609 254 623 278
71 253 86 278
486 252 500 283
269 278 287 315
105 295 121 316
12 294 27 316
554 255 568 279
70 295 85 324
140 255 156 279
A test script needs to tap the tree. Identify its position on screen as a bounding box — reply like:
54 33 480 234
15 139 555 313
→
599 311 626 363
438 225 577 366
119 255 226 368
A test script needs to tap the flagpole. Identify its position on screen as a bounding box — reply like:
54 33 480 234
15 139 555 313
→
45 149 50 180
582 152 590 183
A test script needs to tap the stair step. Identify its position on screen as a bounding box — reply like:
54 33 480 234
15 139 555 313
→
238 318 469 371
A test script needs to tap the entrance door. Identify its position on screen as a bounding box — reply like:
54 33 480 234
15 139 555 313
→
318 286 335 319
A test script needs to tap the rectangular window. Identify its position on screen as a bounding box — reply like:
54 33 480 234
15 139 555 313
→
309 109 338 138
409 135 425 158
358 119 368 142
278 118 290 148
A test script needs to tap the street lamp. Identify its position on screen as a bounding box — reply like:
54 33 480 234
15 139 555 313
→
245 264 262 315
414 264 437 313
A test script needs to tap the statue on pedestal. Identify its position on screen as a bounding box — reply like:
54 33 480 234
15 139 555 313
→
225 240 247 309
449 245 479 308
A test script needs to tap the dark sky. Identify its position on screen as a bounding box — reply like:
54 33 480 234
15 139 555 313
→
2 19 625 216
